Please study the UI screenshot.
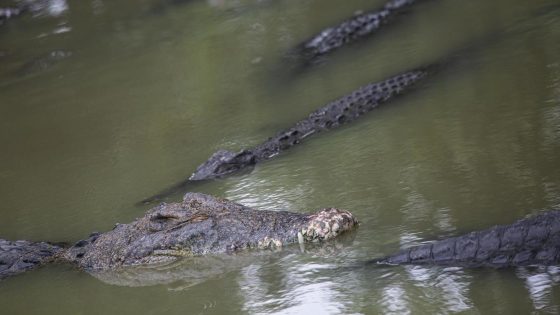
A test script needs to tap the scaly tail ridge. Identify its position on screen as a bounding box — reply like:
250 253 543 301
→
371 211 560 268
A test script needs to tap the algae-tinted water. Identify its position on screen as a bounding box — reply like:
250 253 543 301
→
1 0 560 313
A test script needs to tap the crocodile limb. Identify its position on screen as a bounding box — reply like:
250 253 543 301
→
370 210 560 268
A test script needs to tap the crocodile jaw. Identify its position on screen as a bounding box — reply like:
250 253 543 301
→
300 208 358 242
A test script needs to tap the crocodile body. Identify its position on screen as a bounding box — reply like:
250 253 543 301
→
3 208 559 282
189 67 430 181
371 210 560 268
295 0 419 62
0 193 357 280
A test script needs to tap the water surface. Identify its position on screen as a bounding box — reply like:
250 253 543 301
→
1 0 560 313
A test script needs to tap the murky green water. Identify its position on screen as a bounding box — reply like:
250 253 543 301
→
1 0 560 313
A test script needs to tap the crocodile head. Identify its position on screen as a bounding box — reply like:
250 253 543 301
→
70 193 358 270
189 149 256 180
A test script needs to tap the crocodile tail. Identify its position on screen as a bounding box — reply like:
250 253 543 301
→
369 211 560 268
0 239 64 280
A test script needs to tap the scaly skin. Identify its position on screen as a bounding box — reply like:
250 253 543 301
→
0 193 358 279
190 67 430 181
0 239 63 280
295 0 419 62
371 211 560 268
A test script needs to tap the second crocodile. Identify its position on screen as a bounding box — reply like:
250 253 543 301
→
189 67 429 182
370 210 560 268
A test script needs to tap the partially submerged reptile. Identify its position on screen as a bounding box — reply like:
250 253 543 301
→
371 210 560 268
293 0 421 63
2 202 558 283
0 193 358 280
139 65 433 204
0 0 68 21
142 27 508 205
189 68 430 182
149 0 429 194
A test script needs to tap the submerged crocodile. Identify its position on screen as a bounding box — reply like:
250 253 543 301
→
294 0 421 63
0 193 358 280
190 67 429 180
176 33 504 188
371 210 560 268
139 63 435 203
3 205 558 283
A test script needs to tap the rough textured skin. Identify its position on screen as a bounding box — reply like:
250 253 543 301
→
0 193 357 279
296 0 418 62
0 239 63 280
190 67 429 181
372 210 560 268
69 193 357 270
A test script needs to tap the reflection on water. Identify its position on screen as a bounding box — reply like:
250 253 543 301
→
1 0 560 314
406 266 473 312
238 255 360 315
86 232 357 289
239 264 345 314
381 285 410 315
517 266 560 313
223 165 317 211
90 252 269 289
18 0 68 17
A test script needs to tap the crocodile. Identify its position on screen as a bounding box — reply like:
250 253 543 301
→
138 63 434 204
293 0 421 63
3 206 558 283
189 67 429 182
0 192 358 280
179 32 507 187
370 210 560 268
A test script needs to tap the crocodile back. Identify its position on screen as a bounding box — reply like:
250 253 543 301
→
372 211 560 268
